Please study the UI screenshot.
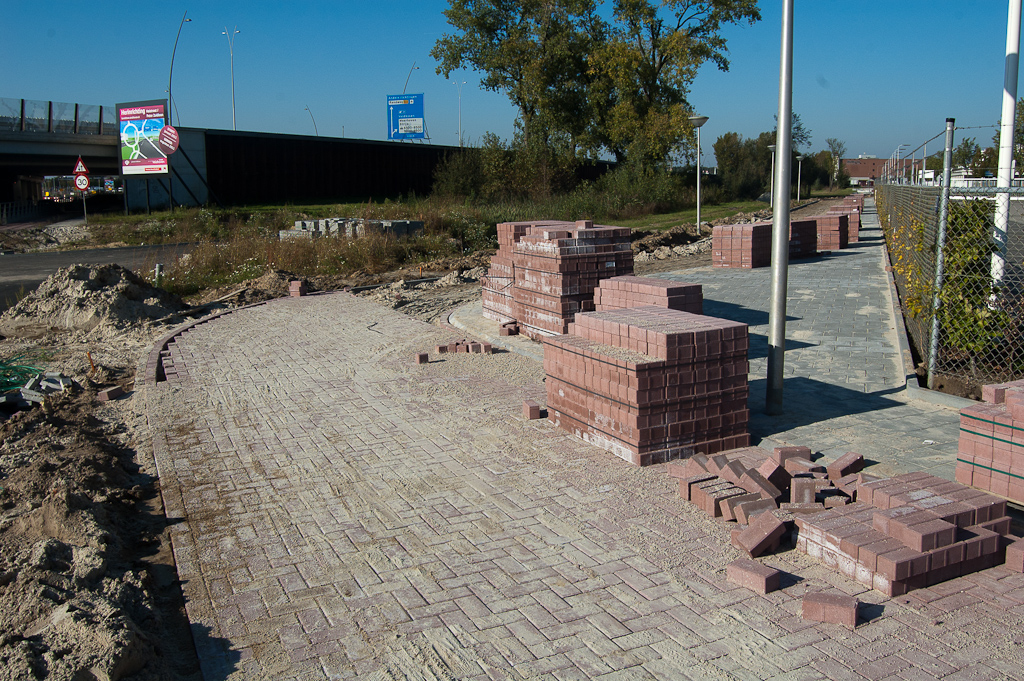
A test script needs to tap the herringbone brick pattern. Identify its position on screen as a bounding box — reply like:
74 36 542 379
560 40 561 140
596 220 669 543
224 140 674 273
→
145 290 1024 680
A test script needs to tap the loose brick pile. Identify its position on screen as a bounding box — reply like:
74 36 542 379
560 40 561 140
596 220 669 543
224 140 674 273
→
669 442 1022 598
593 275 702 314
481 220 633 339
956 379 1024 503
434 339 493 355
711 222 772 269
797 472 1013 596
544 307 750 466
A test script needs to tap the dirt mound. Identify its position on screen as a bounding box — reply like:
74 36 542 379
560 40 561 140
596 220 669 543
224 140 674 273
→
188 268 301 308
0 264 186 340
0 386 199 680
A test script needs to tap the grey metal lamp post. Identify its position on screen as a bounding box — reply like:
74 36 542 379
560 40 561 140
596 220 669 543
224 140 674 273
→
304 106 318 136
796 154 804 201
168 12 191 127
222 26 240 130
453 80 466 147
688 115 709 228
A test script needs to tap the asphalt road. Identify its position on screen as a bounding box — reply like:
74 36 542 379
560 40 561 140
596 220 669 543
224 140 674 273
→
0 243 192 312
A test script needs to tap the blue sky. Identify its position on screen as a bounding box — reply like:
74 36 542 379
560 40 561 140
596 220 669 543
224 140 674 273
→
1 1 1019 165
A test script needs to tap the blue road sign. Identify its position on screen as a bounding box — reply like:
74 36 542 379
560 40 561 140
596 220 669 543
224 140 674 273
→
387 93 425 140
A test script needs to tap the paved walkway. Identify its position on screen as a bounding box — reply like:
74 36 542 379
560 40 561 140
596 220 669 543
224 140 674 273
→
144 199 1024 680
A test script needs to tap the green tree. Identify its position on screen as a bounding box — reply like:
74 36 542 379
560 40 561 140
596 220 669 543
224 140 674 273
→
825 138 846 189
433 0 760 166
990 96 1024 170
772 112 812 151
586 0 760 165
952 137 981 172
431 0 601 147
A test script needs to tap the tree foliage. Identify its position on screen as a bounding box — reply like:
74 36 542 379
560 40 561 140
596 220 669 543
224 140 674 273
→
825 137 846 189
990 96 1024 170
432 0 760 166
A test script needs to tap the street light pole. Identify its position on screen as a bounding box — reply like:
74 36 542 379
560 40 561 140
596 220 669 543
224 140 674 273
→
222 26 240 131
404 61 420 94
796 154 804 201
689 115 709 228
453 80 466 147
766 0 794 415
168 11 191 127
304 105 318 136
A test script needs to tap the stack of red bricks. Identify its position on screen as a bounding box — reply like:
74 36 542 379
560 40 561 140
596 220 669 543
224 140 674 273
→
712 219 820 269
593 275 703 314
788 219 819 259
544 307 750 466
956 379 1024 503
481 219 633 339
797 472 1013 596
826 203 860 243
814 214 849 252
711 222 772 268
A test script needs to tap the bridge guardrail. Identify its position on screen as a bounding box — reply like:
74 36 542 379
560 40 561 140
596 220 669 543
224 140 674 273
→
0 98 117 135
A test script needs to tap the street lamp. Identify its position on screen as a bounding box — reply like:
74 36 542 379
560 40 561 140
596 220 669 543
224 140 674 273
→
404 61 420 94
222 26 240 131
453 80 467 147
304 105 318 136
768 144 777 207
688 115 709 228
168 12 191 127
796 154 804 201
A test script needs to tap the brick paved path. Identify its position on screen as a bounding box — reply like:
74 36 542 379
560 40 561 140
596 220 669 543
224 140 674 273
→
145 206 1024 680
653 200 965 482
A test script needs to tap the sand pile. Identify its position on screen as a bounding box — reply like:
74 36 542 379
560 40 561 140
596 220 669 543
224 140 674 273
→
0 264 187 339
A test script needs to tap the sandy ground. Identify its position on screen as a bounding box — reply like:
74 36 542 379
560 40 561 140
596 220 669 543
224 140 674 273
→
0 202 844 679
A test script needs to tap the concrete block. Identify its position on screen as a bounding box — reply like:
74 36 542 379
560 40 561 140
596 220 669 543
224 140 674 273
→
735 511 786 558
735 497 778 525
523 400 542 420
415 353 429 365
96 386 124 402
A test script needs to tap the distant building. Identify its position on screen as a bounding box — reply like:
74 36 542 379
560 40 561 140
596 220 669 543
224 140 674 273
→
842 154 922 187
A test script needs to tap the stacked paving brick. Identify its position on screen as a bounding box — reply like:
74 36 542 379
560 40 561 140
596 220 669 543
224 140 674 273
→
593 275 703 314
669 442 1020 597
481 220 633 339
788 219 819 259
712 220 819 269
826 203 860 243
279 218 423 240
956 380 1024 503
544 307 750 466
798 472 1012 596
814 214 849 252
711 222 772 268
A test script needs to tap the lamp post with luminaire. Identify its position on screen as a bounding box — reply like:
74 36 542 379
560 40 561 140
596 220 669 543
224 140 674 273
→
168 12 191 127
688 115 709 228
222 26 240 130
452 80 466 147
304 106 318 136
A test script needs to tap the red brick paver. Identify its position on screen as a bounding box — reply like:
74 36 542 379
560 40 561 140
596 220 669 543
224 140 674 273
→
144 293 1024 680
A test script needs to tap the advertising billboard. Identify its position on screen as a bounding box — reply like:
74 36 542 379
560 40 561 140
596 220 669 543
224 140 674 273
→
117 100 169 175
387 93 425 140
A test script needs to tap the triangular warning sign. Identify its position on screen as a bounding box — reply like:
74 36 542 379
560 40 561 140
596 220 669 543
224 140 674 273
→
73 157 88 174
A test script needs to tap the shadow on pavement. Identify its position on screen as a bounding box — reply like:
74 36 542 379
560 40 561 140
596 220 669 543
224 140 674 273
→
746 376 905 440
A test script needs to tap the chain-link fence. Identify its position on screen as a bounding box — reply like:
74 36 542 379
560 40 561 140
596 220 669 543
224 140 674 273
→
877 183 1024 390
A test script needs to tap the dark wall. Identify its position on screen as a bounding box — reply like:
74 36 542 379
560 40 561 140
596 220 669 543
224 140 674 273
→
204 131 453 205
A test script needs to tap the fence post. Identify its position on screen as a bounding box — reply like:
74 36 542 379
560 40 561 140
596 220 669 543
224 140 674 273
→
927 118 955 389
